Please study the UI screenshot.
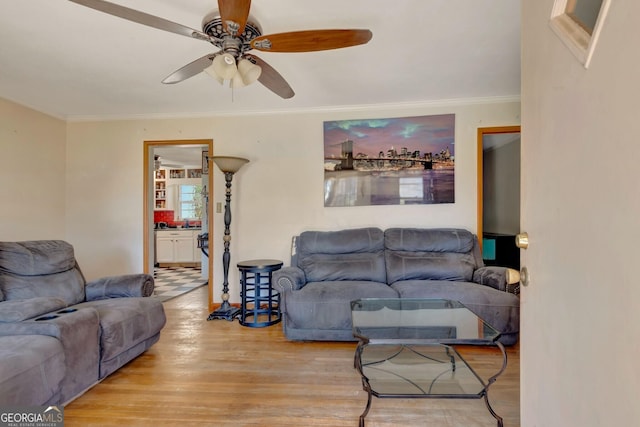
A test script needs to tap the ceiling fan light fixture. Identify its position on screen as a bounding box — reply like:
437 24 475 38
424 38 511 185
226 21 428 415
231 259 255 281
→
237 59 262 85
203 64 225 84
210 53 238 80
230 76 246 89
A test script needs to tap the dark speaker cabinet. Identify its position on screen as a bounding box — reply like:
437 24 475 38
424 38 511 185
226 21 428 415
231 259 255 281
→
482 233 520 270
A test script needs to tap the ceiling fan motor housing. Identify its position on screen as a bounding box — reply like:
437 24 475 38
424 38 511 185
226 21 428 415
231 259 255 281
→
202 13 263 57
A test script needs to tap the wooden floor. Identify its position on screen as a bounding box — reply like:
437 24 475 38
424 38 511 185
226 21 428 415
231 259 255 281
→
64 287 520 426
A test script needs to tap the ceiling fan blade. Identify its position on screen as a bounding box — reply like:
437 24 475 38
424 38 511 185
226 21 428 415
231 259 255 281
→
245 54 294 99
251 29 372 53
217 0 251 36
162 53 219 84
68 0 216 42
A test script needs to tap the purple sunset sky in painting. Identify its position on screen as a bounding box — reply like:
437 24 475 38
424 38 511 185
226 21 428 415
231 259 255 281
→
323 114 455 158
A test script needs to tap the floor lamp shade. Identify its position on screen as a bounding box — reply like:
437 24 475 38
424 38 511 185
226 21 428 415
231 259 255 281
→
211 156 249 173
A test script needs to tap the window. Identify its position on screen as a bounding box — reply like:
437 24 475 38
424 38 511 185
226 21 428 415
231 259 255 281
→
550 0 611 68
566 0 603 34
179 184 202 220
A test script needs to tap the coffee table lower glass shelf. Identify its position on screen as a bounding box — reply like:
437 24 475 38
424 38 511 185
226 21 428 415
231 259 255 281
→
351 298 507 427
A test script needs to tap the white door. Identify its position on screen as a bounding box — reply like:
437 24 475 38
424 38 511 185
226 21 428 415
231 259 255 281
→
522 1 640 425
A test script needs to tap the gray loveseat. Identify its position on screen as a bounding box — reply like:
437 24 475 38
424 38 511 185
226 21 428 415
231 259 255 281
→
273 227 520 345
0 240 166 405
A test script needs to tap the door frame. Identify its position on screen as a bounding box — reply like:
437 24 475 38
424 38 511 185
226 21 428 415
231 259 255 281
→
143 139 215 311
476 126 521 245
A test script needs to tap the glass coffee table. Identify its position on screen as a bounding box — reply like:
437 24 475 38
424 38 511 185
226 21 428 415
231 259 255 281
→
351 299 507 427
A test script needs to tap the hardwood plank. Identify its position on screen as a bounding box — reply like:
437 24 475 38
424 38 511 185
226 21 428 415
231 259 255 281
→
64 287 520 426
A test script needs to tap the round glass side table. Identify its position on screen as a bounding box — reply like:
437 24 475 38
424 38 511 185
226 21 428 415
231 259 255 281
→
237 259 283 327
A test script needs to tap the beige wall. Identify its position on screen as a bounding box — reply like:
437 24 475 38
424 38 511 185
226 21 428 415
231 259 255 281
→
522 0 640 425
483 137 521 234
65 99 520 301
0 97 66 240
0 94 519 302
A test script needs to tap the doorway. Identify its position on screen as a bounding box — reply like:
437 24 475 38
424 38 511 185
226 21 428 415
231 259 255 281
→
477 126 521 269
143 139 214 307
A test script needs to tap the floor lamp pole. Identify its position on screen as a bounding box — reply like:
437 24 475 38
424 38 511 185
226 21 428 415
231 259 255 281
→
207 156 249 321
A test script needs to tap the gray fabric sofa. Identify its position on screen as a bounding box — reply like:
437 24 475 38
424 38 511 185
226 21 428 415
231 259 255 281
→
0 240 166 405
273 227 520 345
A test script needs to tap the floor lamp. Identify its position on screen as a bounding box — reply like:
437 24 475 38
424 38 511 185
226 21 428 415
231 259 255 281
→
207 155 249 321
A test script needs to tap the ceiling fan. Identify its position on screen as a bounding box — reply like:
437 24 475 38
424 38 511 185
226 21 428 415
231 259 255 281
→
154 156 182 170
68 0 373 99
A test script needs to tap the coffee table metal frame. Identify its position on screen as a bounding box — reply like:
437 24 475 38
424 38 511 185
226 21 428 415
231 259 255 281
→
351 298 507 427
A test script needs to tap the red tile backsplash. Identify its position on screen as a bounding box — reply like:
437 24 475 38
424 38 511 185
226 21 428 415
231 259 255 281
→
154 210 174 223
153 210 201 228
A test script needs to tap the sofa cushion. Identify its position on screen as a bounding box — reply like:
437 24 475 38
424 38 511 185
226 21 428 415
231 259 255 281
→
299 252 387 283
298 227 384 255
390 279 520 337
0 335 66 405
285 280 397 331
74 297 166 376
297 228 387 283
385 228 475 253
0 269 85 306
0 241 76 276
0 241 85 305
385 251 476 283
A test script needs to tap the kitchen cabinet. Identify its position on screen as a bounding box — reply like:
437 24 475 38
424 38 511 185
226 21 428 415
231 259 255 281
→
156 229 201 266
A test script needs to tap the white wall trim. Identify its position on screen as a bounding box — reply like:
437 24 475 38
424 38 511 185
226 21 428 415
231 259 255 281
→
62 95 522 123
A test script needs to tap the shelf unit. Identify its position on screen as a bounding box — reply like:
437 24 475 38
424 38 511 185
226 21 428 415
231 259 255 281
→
154 168 202 211
169 169 185 179
188 169 202 178
154 169 167 209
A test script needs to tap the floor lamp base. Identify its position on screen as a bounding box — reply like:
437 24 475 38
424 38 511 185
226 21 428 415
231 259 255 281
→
207 302 240 321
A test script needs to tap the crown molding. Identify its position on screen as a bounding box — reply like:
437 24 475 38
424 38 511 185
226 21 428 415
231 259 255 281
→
63 95 521 123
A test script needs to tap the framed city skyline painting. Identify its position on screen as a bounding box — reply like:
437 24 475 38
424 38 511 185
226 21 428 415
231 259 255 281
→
323 114 455 207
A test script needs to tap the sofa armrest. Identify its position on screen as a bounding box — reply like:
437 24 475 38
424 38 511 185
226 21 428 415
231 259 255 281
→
273 267 307 293
85 274 154 301
472 266 520 292
0 297 67 322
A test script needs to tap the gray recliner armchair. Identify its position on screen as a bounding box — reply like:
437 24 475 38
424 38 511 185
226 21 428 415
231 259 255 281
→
0 240 166 405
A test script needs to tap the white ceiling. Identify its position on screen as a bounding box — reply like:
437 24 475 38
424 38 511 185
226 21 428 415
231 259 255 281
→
0 1 521 121
154 144 206 168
